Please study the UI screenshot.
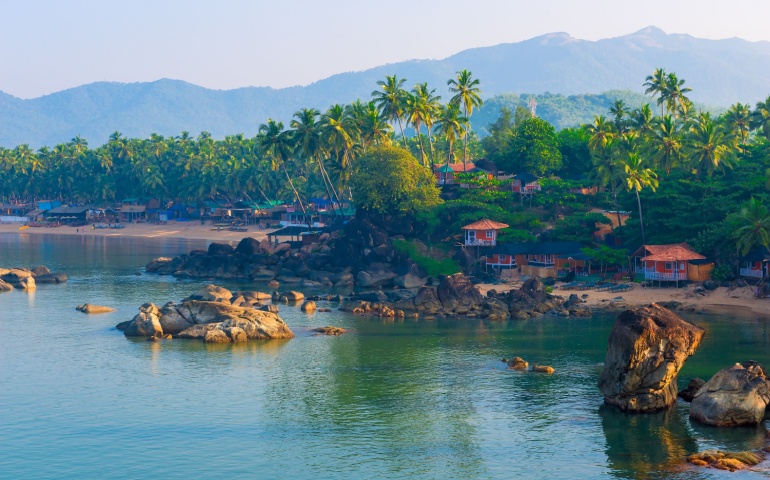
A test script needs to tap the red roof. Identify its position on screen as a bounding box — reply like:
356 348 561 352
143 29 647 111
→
449 163 476 173
462 219 509 230
632 243 705 262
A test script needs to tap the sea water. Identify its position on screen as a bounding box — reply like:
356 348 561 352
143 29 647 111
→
0 233 768 479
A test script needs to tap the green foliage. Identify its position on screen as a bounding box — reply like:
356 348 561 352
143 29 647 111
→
392 239 460 276
453 173 511 203
711 264 732 282
497 228 537 244
557 127 592 177
349 145 441 215
545 286 554 294
505 117 562 175
581 245 628 272
549 212 610 243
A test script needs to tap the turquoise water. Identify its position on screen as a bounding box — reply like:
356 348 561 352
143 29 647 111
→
1 234 769 479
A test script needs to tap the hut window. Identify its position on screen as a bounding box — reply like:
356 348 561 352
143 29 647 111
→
500 254 507 262
486 230 494 238
665 262 673 270
679 262 685 270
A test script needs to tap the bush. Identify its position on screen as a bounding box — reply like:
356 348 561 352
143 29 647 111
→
711 264 733 282
392 239 461 277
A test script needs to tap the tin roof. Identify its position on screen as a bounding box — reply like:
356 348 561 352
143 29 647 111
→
462 219 509 230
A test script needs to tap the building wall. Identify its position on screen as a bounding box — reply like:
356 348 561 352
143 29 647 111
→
687 263 714 282
520 264 556 278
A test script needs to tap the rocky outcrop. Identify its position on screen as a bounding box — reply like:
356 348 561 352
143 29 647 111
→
0 266 68 287
301 301 316 313
690 362 770 426
76 304 116 314
678 378 706 402
0 279 12 292
687 450 764 471
313 326 346 335
598 304 705 412
117 285 294 343
507 357 529 370
437 273 484 314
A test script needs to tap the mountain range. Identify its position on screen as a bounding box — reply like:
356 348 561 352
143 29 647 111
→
2 26 770 148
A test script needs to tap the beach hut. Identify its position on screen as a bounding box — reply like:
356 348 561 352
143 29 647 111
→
632 243 707 286
462 219 509 247
485 243 536 271
435 162 476 185
511 173 541 198
739 246 770 280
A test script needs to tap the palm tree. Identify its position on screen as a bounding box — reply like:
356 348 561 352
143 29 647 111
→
686 113 736 178
257 119 311 227
609 100 628 134
586 116 615 154
433 103 468 167
623 153 659 244
628 104 655 139
352 100 392 148
649 115 682 174
589 138 626 239
660 73 691 119
724 102 752 146
643 68 668 116
372 75 408 148
751 96 770 142
733 197 770 255
448 69 483 168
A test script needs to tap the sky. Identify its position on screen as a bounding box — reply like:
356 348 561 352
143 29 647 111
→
2 0 769 99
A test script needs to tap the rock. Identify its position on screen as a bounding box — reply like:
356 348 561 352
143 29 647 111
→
301 301 317 313
19 276 35 290
30 266 50 277
412 287 443 313
702 280 720 291
598 303 705 412
204 329 232 343
123 311 163 338
283 290 305 302
267 280 280 289
687 450 764 471
507 357 529 370
34 272 68 284
0 279 12 292
313 326 346 335
356 269 398 288
354 290 388 303
437 273 484 313
533 365 555 374
76 304 116 314
208 242 234 256
234 237 260 255
236 291 272 301
145 257 174 273
259 304 279 313
678 378 706 402
393 273 427 289
158 306 194 335
1 269 33 287
690 362 770 426
186 284 233 303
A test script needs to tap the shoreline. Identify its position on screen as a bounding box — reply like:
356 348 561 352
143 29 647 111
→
0 221 271 243
478 278 770 319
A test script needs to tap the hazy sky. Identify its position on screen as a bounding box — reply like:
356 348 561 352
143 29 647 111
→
2 0 769 99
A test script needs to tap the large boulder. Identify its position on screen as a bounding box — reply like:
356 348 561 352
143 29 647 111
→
30 266 50 277
19 276 35 290
185 284 233 303
34 272 68 284
437 273 484 313
598 304 705 412
1 268 33 287
690 362 770 426
234 237 260 256
412 287 443 314
0 279 12 292
208 242 234 256
356 269 397 288
393 273 427 289
76 304 116 314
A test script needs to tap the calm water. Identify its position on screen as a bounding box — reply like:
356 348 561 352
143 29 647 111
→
1 234 770 479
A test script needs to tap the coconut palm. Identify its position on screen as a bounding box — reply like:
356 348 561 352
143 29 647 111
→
724 102 752 146
733 197 770 255
257 119 311 227
433 103 468 167
586 116 615 154
372 75 408 148
448 69 483 168
660 73 692 119
751 96 770 142
623 153 659 244
609 100 628 134
352 100 392 148
686 113 736 178
649 115 683 174
628 104 655 139
643 67 668 116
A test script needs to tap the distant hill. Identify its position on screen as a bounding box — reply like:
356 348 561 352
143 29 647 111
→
2 26 769 147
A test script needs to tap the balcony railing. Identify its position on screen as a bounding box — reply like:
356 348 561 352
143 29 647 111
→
528 261 555 268
466 239 495 247
740 268 764 278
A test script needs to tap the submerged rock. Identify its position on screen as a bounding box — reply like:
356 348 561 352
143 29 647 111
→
507 357 529 370
313 326 346 335
76 304 116 314
690 362 770 426
598 303 705 412
687 450 764 471
677 378 706 402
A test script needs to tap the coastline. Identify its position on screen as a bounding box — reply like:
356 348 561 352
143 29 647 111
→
0 221 271 243
478 278 770 319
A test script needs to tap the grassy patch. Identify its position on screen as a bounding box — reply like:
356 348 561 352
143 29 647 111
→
392 239 461 277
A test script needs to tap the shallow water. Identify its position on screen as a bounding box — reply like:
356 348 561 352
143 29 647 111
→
1 233 769 479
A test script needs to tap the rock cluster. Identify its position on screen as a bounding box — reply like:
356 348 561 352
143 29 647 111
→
342 275 583 321
690 361 770 426
687 450 764 472
503 357 554 373
313 326 346 335
0 266 68 290
116 284 294 343
598 304 705 412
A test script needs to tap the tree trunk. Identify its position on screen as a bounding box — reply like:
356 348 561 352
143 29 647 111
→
635 189 645 245
282 164 312 229
397 118 408 150
415 122 426 166
463 105 469 169
427 126 436 172
613 189 624 242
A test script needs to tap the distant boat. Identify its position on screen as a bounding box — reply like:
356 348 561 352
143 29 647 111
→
19 225 29 230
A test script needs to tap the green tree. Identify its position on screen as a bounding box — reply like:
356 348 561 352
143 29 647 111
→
372 75 408 149
506 117 562 175
481 106 515 170
732 197 770 256
623 153 658 244
349 145 441 215
433 103 468 167
448 69 483 168
643 67 668 116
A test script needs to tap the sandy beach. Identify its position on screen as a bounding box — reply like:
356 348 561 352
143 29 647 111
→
0 221 272 243
478 275 770 318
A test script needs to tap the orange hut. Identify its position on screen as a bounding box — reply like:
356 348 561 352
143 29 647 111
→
462 219 509 247
632 243 707 285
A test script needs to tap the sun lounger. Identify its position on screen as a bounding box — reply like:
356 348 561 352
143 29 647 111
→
558 281 581 290
593 282 615 292
577 282 596 291
609 284 633 293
